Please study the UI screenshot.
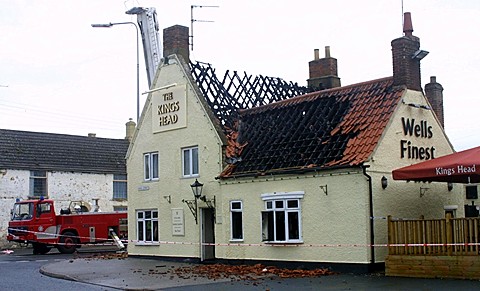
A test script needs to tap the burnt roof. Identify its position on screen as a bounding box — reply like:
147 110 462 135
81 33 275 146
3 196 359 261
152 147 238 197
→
0 129 129 174
219 77 404 178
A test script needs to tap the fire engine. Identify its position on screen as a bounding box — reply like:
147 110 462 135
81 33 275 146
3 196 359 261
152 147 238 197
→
7 198 127 255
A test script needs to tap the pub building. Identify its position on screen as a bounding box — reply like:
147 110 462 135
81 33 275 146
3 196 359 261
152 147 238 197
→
126 13 465 272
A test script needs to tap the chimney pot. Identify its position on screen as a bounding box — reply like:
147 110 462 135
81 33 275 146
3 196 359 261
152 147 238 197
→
430 76 436 83
403 12 413 36
314 49 319 60
325 46 331 58
88 133 96 138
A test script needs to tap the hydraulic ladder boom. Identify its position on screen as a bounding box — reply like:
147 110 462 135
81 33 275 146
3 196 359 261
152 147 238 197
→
126 7 162 88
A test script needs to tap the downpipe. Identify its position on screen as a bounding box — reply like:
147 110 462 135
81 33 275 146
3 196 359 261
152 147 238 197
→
362 165 375 265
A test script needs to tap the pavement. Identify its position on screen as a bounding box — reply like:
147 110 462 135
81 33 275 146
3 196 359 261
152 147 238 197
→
36 252 480 291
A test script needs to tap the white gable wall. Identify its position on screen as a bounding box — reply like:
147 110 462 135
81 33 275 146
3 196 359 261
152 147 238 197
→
367 89 464 261
127 55 224 257
0 169 126 247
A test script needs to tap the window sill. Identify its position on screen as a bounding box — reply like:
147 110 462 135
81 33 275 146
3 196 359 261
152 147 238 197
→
229 239 244 243
262 241 304 245
135 242 160 246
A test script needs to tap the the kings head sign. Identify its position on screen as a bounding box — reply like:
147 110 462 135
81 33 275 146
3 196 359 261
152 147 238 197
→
152 84 187 133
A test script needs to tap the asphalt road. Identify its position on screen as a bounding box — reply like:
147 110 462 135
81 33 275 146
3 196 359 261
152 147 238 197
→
4 246 480 290
0 246 118 291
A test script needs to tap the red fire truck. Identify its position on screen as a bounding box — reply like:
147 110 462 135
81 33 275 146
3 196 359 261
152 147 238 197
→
7 198 127 255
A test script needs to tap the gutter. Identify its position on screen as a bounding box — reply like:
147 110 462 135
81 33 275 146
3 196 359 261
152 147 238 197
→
362 165 375 265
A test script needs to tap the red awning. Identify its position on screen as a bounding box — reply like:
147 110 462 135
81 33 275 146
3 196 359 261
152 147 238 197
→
392 146 480 183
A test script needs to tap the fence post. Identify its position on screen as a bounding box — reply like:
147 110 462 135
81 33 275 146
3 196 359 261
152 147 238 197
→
387 215 393 255
445 212 453 255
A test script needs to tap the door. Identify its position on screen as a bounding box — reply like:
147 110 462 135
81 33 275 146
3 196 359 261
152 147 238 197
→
200 208 215 261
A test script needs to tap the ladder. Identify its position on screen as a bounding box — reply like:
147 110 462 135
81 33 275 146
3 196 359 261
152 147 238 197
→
109 227 125 250
126 7 162 88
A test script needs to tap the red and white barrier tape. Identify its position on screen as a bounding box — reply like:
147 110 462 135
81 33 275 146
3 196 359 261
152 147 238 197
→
9 228 480 248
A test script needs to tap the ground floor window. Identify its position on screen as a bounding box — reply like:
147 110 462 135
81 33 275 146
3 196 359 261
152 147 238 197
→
136 209 158 243
261 192 303 243
230 201 243 240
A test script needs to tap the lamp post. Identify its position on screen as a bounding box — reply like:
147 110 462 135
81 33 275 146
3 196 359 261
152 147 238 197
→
91 22 140 122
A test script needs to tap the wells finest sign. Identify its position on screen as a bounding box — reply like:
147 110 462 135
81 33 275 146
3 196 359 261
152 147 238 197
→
400 117 436 160
152 84 187 133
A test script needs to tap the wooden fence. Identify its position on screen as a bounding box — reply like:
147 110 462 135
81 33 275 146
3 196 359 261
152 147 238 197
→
388 214 480 256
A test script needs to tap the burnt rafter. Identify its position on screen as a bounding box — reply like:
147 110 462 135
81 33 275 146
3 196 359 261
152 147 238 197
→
189 61 311 130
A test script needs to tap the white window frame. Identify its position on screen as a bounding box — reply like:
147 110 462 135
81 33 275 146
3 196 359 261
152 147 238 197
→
230 200 243 241
143 152 159 181
182 146 199 177
261 191 304 243
136 209 159 244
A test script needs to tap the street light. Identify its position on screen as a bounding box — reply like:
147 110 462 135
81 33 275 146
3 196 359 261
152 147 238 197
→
91 22 140 122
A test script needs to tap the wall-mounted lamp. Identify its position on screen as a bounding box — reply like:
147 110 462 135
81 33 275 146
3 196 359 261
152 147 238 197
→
163 195 171 204
420 187 430 197
319 185 328 195
182 179 215 224
381 176 388 189
447 182 453 192
412 49 429 60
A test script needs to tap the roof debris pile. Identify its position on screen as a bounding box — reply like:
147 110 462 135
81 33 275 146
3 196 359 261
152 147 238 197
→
171 263 335 281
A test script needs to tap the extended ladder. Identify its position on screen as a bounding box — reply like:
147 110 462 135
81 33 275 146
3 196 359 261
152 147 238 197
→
126 7 162 88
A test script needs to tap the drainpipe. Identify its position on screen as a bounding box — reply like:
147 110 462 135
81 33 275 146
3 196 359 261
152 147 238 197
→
362 165 375 266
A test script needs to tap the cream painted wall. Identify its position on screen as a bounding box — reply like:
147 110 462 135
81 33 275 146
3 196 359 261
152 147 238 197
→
368 89 464 261
127 63 467 267
0 170 126 247
127 55 224 257
217 169 372 264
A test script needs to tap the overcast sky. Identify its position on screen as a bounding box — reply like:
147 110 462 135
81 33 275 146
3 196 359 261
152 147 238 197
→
1 0 479 151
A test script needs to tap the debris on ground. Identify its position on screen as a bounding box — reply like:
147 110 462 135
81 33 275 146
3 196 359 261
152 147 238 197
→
76 252 335 283
78 251 128 260
171 263 335 281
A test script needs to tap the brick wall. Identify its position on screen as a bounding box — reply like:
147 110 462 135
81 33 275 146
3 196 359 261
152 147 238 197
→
386 255 480 280
425 76 444 128
163 25 189 62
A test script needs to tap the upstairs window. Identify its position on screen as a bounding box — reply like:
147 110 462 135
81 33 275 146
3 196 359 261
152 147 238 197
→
113 174 127 200
182 146 199 177
230 201 243 241
144 152 159 181
29 171 47 198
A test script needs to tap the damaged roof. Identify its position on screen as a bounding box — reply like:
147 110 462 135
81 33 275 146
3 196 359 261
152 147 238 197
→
0 129 129 174
218 77 404 178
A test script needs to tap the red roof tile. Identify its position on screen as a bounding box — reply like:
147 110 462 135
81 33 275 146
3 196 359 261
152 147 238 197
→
219 77 405 178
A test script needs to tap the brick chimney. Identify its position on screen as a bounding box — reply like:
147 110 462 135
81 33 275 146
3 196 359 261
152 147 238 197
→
391 12 426 91
163 25 190 62
307 46 341 90
425 76 444 128
125 118 136 142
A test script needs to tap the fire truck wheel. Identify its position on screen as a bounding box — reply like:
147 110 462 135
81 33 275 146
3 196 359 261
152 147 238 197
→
57 231 78 254
32 243 51 255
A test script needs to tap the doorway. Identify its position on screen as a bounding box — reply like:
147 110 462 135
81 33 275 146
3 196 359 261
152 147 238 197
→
200 208 215 261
